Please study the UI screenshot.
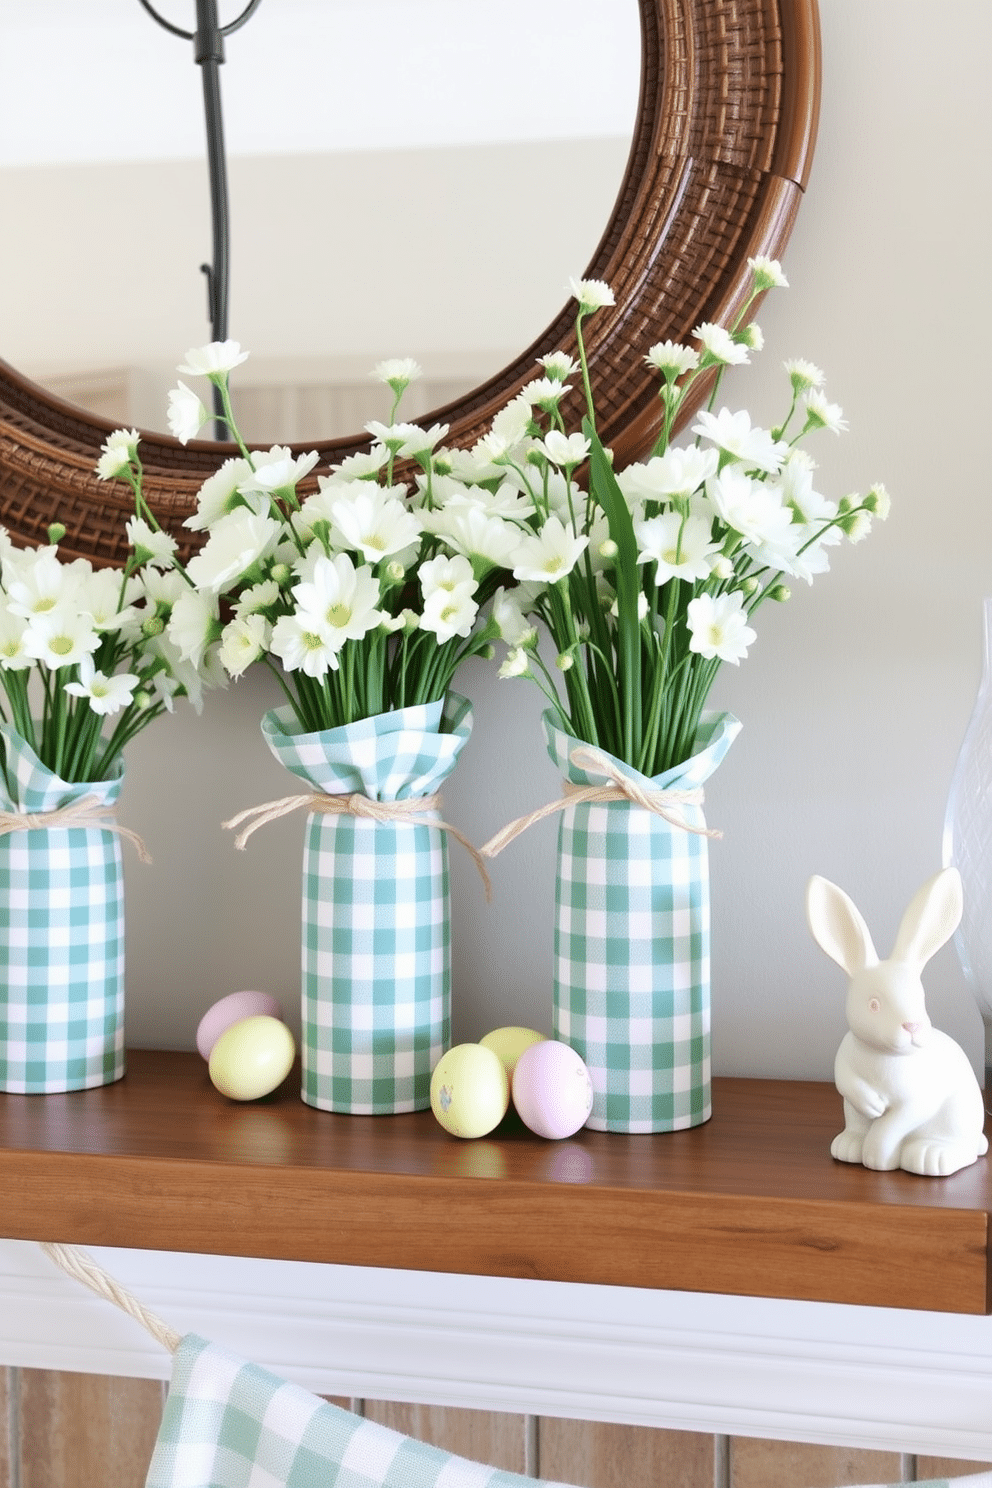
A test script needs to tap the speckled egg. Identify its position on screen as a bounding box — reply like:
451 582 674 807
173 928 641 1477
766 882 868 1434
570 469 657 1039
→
208 1015 296 1101
196 990 285 1060
511 1040 594 1140
430 1044 510 1139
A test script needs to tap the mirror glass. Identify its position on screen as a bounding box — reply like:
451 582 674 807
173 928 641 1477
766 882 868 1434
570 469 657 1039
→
0 0 640 446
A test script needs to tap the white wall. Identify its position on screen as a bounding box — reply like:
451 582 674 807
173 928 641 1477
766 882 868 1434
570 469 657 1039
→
5 1 992 1079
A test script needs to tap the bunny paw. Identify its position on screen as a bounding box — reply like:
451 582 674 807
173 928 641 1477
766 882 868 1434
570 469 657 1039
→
831 1130 865 1164
900 1140 976 1177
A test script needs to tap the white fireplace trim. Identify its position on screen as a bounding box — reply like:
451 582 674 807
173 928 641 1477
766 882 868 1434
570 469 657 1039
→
1 1240 991 1461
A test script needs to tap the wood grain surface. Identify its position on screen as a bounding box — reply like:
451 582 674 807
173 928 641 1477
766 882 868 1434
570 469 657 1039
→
0 1051 988 1313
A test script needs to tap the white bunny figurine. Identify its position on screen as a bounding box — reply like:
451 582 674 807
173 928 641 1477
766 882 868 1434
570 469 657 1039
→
806 867 989 1177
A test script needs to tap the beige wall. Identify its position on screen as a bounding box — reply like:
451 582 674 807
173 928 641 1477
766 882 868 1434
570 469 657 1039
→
3 0 991 1078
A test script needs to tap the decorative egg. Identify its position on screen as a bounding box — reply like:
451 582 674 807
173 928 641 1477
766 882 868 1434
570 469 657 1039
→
208 1015 296 1101
430 1044 510 1139
479 1025 546 1079
511 1040 594 1140
196 990 284 1060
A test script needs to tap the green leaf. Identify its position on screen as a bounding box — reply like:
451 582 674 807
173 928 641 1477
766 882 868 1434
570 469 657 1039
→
584 418 641 764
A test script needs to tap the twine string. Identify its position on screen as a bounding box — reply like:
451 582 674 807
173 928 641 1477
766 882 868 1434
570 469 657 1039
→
223 791 491 900
39 1242 181 1355
481 743 720 859
0 795 152 862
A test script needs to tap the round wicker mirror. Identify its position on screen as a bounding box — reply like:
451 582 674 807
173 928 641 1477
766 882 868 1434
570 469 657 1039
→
0 0 820 567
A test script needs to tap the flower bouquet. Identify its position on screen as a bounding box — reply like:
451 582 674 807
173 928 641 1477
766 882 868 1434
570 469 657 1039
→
162 343 519 1113
0 454 216 1093
470 257 889 1131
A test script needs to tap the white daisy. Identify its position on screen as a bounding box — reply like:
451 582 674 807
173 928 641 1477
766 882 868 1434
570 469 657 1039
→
538 351 581 380
327 485 422 563
512 517 589 585
707 468 794 547
644 341 700 378
784 357 824 392
238 446 321 495
126 517 178 570
420 587 479 643
219 614 271 678
420 505 521 571
185 512 283 595
95 428 140 481
184 457 259 532
275 613 346 676
167 381 209 444
635 513 721 584
371 357 423 391
292 553 384 645
692 407 788 473
802 390 848 434
693 323 750 366
0 606 30 670
419 554 477 601
168 589 222 669
537 430 591 468
618 446 719 505
64 659 138 716
22 608 100 669
748 254 789 289
686 591 757 664
568 276 615 312
475 397 534 463
177 340 249 378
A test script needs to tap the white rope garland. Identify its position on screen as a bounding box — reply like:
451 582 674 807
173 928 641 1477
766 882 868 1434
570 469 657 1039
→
39 1242 180 1354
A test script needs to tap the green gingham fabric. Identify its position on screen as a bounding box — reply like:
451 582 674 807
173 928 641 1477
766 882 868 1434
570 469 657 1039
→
262 695 473 1115
546 711 740 1134
849 1479 992 1488
146 1333 580 1488
0 723 125 1094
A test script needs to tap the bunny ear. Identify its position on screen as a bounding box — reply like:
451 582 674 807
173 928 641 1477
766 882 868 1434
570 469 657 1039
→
806 875 878 975
890 867 963 966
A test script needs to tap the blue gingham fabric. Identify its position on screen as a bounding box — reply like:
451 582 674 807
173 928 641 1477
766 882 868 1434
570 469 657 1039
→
261 695 473 1115
850 1479 992 1488
546 711 740 1133
146 1334 580 1488
0 723 126 1094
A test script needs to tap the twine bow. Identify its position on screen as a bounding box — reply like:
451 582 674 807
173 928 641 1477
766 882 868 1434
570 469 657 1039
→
0 794 152 862
224 791 491 900
481 744 720 858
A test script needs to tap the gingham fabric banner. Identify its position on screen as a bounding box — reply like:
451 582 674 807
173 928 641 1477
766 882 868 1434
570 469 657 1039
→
0 723 126 1094
146 1333 580 1488
262 695 473 1115
848 1479 992 1488
546 711 740 1133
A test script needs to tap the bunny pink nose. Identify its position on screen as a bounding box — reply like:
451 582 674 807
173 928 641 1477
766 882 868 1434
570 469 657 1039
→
902 1021 924 1035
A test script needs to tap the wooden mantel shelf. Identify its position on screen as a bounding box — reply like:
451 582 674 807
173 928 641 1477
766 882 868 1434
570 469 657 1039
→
0 1051 989 1315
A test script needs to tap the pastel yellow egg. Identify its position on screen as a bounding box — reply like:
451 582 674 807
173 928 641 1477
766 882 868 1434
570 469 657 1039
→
208 1015 296 1102
430 1044 510 1139
480 1025 546 1079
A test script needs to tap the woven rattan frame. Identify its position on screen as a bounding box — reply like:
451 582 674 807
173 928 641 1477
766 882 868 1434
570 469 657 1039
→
0 0 820 566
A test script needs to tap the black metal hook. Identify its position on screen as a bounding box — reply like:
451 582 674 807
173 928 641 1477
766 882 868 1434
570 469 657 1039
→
137 0 264 436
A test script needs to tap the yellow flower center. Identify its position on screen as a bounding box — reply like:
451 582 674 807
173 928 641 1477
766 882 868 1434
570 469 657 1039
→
50 636 74 656
327 604 352 628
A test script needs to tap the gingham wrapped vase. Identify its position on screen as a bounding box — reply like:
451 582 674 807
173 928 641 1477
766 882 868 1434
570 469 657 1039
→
0 724 127 1094
261 694 473 1115
547 710 740 1134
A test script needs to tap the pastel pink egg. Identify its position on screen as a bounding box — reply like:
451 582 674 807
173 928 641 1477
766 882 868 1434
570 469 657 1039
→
511 1040 594 1140
196 990 284 1060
